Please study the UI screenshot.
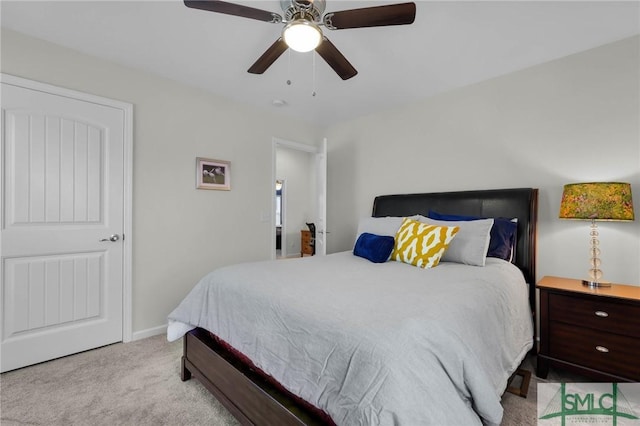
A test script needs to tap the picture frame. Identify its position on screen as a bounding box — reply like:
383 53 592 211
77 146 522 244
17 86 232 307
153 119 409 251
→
196 157 231 190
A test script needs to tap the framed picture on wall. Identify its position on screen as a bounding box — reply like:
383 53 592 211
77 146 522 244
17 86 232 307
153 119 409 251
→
196 157 231 190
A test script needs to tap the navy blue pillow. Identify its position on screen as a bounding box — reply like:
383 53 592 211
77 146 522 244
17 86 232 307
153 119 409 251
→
353 232 395 263
427 210 517 261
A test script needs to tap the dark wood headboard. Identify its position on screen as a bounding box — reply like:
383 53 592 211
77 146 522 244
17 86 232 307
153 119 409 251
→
372 188 539 311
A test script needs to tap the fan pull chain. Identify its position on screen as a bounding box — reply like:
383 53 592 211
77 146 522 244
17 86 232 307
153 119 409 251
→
286 48 292 86
312 51 317 97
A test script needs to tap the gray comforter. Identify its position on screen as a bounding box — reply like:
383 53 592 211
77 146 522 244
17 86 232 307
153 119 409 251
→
168 251 533 425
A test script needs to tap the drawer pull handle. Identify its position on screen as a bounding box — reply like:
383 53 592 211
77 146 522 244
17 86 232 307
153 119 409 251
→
595 346 609 353
594 311 609 318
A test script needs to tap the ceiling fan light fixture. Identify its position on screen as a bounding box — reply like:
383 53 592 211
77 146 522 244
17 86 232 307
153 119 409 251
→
282 19 322 52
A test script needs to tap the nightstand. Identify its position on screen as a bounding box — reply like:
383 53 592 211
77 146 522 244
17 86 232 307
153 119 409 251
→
300 230 314 257
537 276 640 382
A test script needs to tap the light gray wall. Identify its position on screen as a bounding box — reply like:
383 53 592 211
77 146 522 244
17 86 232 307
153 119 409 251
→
325 35 640 286
1 29 322 334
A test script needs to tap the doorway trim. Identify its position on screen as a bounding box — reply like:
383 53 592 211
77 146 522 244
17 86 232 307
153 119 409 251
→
1 73 134 342
271 137 318 260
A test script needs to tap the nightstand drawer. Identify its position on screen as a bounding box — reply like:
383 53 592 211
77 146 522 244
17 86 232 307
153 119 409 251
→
549 293 640 338
550 322 640 380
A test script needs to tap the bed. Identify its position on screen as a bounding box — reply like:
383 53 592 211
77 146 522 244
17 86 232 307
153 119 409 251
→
168 187 538 425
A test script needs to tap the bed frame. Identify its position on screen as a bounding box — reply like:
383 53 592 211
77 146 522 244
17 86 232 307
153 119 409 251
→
180 187 539 425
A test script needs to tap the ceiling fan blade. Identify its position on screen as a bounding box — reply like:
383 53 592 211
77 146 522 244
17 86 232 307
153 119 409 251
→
324 2 416 30
247 38 288 74
184 0 281 23
315 38 357 80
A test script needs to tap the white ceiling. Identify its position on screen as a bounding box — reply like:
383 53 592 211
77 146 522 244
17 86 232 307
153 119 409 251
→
2 1 639 127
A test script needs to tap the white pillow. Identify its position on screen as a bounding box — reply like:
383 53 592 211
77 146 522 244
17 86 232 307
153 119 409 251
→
416 216 493 266
355 216 404 244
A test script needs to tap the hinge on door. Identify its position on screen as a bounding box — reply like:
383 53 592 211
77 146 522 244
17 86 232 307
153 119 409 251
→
122 234 125 241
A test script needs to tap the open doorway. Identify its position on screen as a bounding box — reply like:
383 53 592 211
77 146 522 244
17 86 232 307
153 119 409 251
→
271 138 326 260
274 146 314 258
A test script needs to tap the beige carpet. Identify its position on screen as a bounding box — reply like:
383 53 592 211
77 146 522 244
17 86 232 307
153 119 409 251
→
1 335 238 426
1 335 543 425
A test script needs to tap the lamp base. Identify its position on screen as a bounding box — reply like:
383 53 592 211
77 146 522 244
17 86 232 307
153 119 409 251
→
582 279 611 288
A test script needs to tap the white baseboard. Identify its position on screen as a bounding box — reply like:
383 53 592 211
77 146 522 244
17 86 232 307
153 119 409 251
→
131 324 167 341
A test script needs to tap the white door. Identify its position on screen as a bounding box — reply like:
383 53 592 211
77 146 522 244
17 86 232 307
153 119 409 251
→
1 76 130 372
314 138 327 255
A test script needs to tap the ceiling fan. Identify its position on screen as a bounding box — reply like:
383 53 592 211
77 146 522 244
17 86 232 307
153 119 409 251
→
184 0 416 80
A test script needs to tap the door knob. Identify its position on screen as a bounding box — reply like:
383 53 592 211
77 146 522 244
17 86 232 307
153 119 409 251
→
100 234 120 242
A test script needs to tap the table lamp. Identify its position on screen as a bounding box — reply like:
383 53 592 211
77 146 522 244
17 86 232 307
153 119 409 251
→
559 182 634 287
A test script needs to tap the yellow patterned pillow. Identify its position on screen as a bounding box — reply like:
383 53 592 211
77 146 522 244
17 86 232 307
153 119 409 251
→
391 218 460 268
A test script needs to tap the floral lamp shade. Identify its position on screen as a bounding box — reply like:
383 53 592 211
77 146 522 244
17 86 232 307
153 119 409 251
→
559 182 634 287
559 182 634 221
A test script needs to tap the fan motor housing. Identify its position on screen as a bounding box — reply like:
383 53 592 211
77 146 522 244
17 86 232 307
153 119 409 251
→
281 0 325 22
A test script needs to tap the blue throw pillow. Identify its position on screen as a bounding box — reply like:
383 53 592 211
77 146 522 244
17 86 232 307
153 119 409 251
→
427 210 517 261
353 232 395 263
